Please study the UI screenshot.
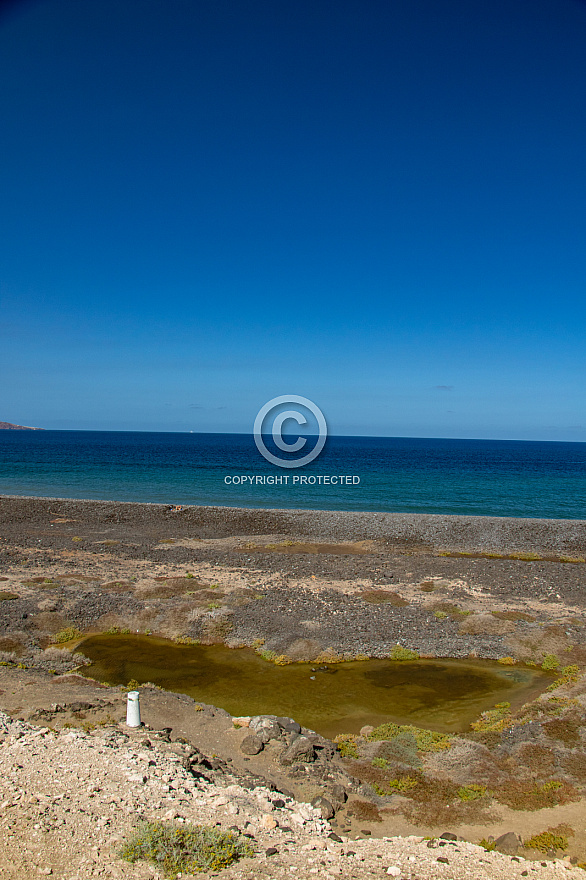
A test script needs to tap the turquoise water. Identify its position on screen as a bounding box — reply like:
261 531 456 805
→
0 431 585 518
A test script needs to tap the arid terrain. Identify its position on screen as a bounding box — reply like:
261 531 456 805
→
0 495 585 879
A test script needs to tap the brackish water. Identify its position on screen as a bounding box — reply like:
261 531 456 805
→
78 635 549 737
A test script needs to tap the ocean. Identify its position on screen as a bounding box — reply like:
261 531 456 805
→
0 431 585 519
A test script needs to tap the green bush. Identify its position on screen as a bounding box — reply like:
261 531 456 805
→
458 784 487 802
374 776 418 795
547 664 580 691
53 627 81 644
388 645 419 661
369 723 451 753
524 830 568 853
334 734 359 758
470 701 511 732
541 654 560 672
119 820 253 877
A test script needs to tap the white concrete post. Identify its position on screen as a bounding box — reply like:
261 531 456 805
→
126 690 141 727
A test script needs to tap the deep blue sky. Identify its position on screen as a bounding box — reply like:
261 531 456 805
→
1 0 585 439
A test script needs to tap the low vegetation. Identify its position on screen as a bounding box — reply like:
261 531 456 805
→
388 645 419 661
470 701 512 732
437 550 586 564
524 826 573 854
334 733 360 758
119 820 253 877
368 722 451 752
53 627 82 644
457 784 487 802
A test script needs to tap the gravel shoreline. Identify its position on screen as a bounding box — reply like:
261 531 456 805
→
2 494 586 554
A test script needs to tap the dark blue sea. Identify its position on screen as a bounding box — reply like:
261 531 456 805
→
0 431 585 519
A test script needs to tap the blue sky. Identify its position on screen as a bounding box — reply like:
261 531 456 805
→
1 0 585 440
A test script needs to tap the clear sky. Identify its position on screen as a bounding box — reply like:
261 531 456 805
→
1 0 585 440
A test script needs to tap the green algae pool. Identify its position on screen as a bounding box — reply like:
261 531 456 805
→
77 634 549 738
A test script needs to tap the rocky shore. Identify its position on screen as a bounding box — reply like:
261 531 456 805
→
0 495 585 876
1 692 586 880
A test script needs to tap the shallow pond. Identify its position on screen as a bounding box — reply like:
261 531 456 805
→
77 635 550 738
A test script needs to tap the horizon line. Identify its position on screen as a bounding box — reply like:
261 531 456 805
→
3 428 585 444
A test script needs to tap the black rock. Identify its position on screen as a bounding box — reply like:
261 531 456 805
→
240 734 264 755
277 716 302 734
327 784 348 810
440 833 458 841
311 796 335 820
494 832 521 855
279 735 316 765
265 847 278 856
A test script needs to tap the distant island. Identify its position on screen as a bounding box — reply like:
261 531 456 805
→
0 421 43 430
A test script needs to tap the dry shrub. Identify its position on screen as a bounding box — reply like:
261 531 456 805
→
516 743 557 775
30 611 69 632
362 591 408 606
100 581 134 592
402 775 494 826
349 761 493 826
492 611 535 622
351 760 404 790
41 646 75 662
543 711 585 746
431 602 471 619
459 613 516 635
420 580 436 592
198 615 234 643
0 637 24 655
495 779 580 811
348 800 382 822
560 752 586 782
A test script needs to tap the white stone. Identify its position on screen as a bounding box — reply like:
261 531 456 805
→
257 797 273 812
126 773 147 784
386 868 402 877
